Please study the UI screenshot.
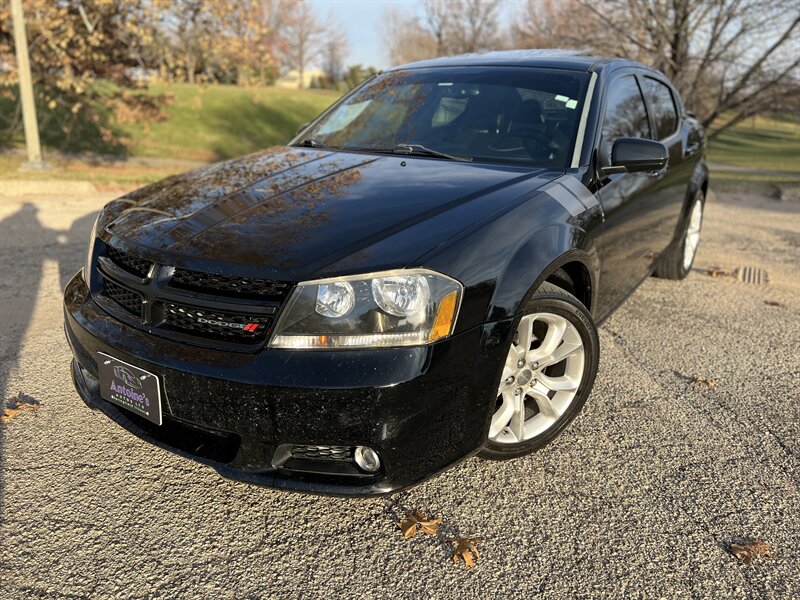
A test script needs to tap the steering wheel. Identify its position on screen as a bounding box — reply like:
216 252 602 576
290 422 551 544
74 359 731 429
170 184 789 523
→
489 129 556 157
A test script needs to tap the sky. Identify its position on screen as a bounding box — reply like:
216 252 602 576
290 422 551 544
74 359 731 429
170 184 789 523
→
307 0 423 69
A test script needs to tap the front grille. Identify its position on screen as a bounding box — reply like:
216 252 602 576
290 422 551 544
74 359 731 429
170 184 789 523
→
162 304 271 341
108 247 152 278
103 279 142 316
96 245 284 347
291 445 354 462
170 268 289 300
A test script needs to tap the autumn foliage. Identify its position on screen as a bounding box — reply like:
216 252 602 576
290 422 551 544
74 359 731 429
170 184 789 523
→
0 0 340 151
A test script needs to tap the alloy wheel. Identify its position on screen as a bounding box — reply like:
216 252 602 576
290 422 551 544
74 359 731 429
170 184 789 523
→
489 312 585 444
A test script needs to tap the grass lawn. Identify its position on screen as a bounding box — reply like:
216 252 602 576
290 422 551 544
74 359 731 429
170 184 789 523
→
120 83 340 161
1 82 340 162
1 83 340 187
707 113 800 173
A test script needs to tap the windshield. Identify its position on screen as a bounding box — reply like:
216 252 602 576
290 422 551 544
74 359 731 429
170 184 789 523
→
295 67 590 169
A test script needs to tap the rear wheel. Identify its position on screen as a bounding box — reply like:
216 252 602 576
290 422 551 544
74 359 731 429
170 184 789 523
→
480 282 599 460
654 189 704 280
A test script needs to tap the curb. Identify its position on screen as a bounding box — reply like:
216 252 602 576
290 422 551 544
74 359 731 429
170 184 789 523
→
0 179 98 196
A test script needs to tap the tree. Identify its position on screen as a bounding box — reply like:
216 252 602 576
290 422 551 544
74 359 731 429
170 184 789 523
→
384 6 438 66
0 0 163 152
445 0 502 54
512 0 800 137
156 0 220 84
342 64 379 91
278 0 326 88
321 16 348 85
383 0 503 66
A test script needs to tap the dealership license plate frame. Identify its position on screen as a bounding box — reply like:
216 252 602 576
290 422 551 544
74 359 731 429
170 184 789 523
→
97 352 162 425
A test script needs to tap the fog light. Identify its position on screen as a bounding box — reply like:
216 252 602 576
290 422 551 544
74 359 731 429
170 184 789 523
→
354 446 381 473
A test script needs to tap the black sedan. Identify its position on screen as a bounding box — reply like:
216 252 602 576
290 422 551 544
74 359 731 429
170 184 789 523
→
64 50 708 495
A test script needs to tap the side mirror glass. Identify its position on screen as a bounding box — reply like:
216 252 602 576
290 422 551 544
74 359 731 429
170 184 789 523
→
602 137 669 176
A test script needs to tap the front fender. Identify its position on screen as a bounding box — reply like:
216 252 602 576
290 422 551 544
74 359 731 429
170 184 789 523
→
417 186 602 332
491 226 600 321
490 239 600 321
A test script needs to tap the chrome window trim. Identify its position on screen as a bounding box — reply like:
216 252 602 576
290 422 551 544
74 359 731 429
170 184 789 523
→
570 71 597 168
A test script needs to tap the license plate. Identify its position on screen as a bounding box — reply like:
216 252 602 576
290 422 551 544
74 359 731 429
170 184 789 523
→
98 352 162 425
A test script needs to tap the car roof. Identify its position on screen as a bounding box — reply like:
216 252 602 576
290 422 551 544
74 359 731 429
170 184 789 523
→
386 49 649 74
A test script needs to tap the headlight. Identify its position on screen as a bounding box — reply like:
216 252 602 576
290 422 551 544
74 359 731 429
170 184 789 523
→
270 268 462 349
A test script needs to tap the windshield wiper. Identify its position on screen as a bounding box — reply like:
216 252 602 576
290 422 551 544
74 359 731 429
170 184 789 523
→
293 138 339 151
392 143 472 162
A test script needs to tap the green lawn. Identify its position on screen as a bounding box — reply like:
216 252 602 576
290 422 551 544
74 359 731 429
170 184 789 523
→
0 82 340 162
120 83 340 161
1 83 341 186
707 113 800 173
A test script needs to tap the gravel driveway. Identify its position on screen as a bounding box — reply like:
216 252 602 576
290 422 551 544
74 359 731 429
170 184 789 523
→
1 183 798 598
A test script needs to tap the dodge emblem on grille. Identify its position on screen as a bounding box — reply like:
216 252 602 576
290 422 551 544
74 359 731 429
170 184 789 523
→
196 317 259 331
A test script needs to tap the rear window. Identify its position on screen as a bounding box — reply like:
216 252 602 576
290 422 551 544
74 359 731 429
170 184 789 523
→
641 77 679 140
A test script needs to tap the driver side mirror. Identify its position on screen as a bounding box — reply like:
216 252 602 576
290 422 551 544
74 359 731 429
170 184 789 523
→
601 137 668 176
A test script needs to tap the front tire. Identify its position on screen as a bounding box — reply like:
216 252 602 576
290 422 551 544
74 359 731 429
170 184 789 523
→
480 282 599 460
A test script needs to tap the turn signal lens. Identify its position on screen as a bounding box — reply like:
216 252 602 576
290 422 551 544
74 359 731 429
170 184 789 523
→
428 290 459 341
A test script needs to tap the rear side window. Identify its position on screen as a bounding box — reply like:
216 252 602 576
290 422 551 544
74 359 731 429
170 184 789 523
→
600 75 651 162
641 77 679 139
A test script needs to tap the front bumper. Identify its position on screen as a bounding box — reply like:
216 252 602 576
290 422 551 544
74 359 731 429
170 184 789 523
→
64 270 512 496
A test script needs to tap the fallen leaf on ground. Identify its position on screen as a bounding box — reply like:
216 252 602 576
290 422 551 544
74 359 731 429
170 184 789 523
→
451 537 481 568
1 394 42 424
730 540 773 564
690 376 717 388
707 267 730 278
396 510 441 539
764 300 786 308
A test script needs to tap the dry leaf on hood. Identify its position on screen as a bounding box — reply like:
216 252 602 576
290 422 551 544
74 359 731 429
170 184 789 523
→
396 510 441 539
451 537 481 568
730 540 773 564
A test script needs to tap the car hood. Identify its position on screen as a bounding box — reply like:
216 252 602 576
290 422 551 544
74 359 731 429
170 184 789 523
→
102 147 559 281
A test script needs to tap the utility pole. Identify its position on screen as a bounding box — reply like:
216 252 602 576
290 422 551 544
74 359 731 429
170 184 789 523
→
10 0 46 169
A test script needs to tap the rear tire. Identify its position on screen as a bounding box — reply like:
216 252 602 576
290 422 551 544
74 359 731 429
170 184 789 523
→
479 282 599 460
654 189 704 280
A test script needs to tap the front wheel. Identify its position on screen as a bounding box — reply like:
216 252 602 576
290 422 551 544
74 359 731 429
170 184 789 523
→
480 282 599 460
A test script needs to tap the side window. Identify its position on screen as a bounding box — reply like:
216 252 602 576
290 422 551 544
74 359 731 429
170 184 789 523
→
641 77 678 139
601 75 651 162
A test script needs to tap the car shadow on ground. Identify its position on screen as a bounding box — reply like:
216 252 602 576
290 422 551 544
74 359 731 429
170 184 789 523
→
0 202 98 518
